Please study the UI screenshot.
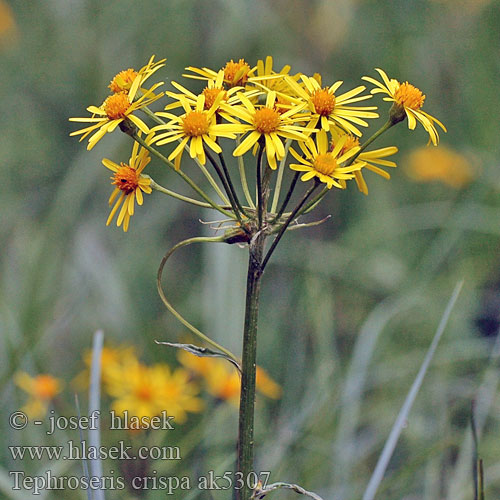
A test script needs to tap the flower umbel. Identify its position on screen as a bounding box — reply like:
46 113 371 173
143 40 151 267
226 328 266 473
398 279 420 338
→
362 68 447 145
103 138 153 232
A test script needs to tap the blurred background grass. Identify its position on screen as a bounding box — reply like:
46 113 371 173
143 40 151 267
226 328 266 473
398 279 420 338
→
1 0 500 498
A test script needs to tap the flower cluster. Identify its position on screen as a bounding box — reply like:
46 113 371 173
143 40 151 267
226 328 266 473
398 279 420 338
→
70 55 446 232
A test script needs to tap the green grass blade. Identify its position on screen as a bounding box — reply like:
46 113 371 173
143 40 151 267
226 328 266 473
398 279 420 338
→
362 281 464 500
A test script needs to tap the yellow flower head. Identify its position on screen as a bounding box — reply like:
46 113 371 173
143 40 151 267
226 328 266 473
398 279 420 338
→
153 93 239 169
74 345 138 391
184 59 256 88
109 69 138 94
362 68 447 145
329 129 398 195
109 55 165 94
221 90 310 169
15 372 63 418
69 56 164 150
103 138 153 232
246 56 298 96
164 70 249 120
284 74 378 136
290 130 365 189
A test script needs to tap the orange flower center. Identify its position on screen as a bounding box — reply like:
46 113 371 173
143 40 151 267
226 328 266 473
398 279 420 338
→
311 88 336 116
135 385 153 401
109 68 138 93
104 93 130 120
274 95 290 114
182 111 210 136
203 87 226 109
223 59 251 87
394 82 425 110
34 375 59 400
332 135 360 155
314 153 338 176
253 107 281 134
112 164 140 194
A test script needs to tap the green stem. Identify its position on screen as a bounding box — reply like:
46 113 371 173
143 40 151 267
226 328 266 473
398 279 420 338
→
196 160 231 206
236 232 266 500
346 119 394 166
219 151 248 217
299 186 329 216
236 143 256 209
272 171 300 222
142 105 167 126
150 178 214 208
270 139 292 214
132 132 235 219
157 236 239 363
205 149 246 228
261 180 320 272
256 143 264 229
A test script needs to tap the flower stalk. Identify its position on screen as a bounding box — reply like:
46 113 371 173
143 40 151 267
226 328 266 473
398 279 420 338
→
237 231 266 500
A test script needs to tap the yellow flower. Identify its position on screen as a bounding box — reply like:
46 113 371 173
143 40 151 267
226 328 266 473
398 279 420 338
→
108 55 165 94
15 372 63 418
69 81 163 150
406 145 473 188
362 68 447 145
184 58 256 88
284 74 378 136
103 139 153 232
222 90 310 169
289 130 364 189
178 350 282 405
152 94 239 169
74 344 138 391
247 56 297 94
105 357 202 425
164 70 251 121
329 130 398 194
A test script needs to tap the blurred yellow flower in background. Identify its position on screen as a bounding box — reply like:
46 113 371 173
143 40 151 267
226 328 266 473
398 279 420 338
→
105 355 202 425
0 0 18 49
73 344 138 391
405 145 474 188
15 373 63 418
178 350 282 405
